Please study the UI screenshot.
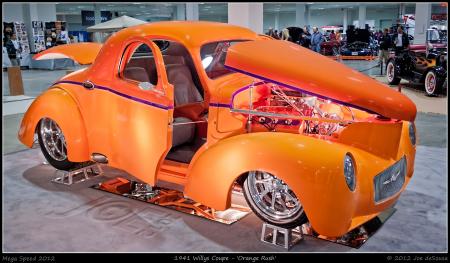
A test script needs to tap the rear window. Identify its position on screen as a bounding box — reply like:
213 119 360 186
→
132 40 170 57
200 40 248 79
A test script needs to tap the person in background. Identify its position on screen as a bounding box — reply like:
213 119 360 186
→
376 30 383 41
273 29 280 40
51 32 57 46
5 33 21 67
310 27 324 53
301 26 311 48
68 35 75 43
329 30 336 41
46 37 54 48
267 27 274 37
378 28 392 67
281 28 291 41
335 30 341 42
393 26 410 55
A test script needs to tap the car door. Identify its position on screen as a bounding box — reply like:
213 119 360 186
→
87 36 174 186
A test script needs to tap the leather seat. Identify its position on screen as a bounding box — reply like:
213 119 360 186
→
166 64 203 106
166 64 204 148
123 66 151 83
172 117 195 148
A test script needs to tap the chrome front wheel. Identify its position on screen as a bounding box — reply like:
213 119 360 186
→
38 118 76 170
243 171 307 228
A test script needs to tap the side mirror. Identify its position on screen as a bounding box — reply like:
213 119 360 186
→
138 82 165 95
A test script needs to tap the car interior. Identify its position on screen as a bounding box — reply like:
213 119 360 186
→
122 40 208 164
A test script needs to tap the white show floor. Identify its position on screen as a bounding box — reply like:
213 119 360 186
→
2 146 447 252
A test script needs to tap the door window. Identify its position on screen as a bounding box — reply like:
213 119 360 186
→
121 42 158 87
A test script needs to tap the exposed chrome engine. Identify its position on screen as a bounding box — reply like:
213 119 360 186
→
246 84 352 136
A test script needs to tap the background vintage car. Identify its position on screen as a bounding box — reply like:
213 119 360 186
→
18 21 417 238
386 28 447 96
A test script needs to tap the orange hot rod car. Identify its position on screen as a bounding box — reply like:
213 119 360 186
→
18 21 417 237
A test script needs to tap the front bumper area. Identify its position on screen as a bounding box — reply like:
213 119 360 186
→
301 121 416 237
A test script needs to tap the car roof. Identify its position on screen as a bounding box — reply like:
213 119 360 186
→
107 21 259 48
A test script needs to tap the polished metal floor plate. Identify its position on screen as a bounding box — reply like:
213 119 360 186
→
302 207 397 248
91 177 251 225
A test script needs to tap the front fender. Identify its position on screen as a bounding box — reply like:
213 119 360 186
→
184 132 391 237
18 87 90 162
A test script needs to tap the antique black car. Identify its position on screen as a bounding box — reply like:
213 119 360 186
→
386 28 447 96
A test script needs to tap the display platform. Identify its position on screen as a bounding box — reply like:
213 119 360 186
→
339 55 377 60
2 147 447 252
92 177 251 225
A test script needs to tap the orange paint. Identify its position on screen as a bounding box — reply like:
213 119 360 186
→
19 21 417 237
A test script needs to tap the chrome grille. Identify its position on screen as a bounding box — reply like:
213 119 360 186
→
374 156 407 203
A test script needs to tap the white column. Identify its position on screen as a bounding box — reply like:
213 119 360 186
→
343 8 348 32
306 5 311 28
414 3 431 45
22 3 56 53
186 3 199 21
176 4 186 20
358 5 366 29
399 3 406 16
274 12 279 30
228 3 263 34
94 3 101 24
295 4 306 27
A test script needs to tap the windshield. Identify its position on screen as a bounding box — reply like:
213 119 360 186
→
200 40 248 79
427 29 447 43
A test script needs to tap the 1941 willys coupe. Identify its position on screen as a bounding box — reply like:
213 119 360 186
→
18 21 417 237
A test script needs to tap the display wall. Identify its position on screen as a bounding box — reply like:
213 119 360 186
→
263 5 417 33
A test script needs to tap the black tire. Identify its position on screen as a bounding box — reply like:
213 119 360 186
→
386 60 401 85
37 118 77 171
242 171 308 229
424 70 443 96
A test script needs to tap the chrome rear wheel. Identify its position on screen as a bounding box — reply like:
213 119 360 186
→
38 118 76 170
40 118 67 161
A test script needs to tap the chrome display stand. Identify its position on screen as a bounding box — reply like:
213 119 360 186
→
52 163 103 185
260 207 397 250
260 223 303 250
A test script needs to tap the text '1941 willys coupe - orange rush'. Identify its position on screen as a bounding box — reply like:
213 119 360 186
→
18 21 417 237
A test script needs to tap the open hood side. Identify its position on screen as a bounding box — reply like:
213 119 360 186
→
224 40 417 121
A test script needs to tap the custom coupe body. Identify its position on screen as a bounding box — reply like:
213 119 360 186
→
19 21 417 238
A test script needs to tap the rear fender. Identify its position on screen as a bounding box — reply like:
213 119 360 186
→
18 87 90 162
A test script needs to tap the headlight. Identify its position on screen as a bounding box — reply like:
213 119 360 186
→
408 122 416 146
344 153 356 191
